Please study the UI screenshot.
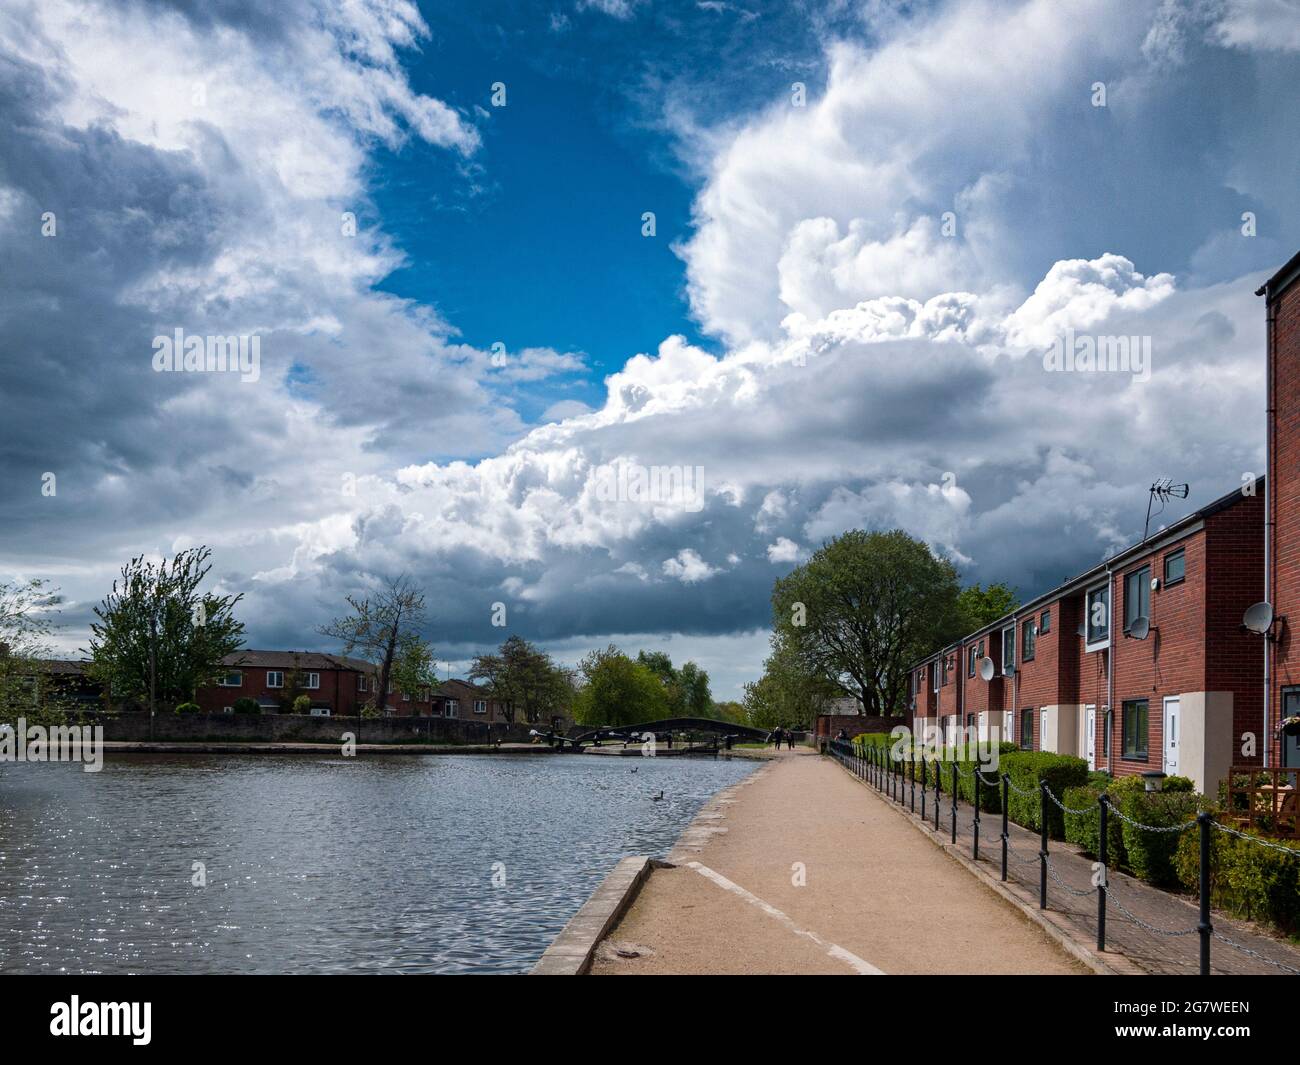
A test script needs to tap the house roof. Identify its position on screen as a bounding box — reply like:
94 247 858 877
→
221 649 376 672
1256 248 1300 302
39 659 92 675
911 475 1264 670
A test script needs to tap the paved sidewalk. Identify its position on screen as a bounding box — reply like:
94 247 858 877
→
591 749 1088 975
842 752 1300 976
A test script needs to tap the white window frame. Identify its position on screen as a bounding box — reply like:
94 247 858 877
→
266 670 284 689
932 662 939 693
217 671 243 687
445 699 459 719
1000 624 1015 675
1085 581 1111 652
474 699 487 714
222 705 233 714
305 672 320 690
357 674 369 693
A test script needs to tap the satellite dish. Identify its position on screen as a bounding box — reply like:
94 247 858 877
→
1076 622 1088 638
979 657 996 682
1243 601 1274 635
1129 616 1151 641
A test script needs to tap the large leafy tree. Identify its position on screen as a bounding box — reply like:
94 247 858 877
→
571 645 667 727
635 651 712 716
317 575 429 718
0 578 71 726
743 633 839 730
771 529 967 716
86 548 245 712
956 582 1020 630
469 635 572 724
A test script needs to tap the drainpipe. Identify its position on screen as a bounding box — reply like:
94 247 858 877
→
1265 294 1275 768
1010 614 1018 749
1104 562 1115 774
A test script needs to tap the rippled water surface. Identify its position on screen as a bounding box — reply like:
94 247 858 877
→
0 752 755 974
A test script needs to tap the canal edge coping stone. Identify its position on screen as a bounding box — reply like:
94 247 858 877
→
531 855 669 975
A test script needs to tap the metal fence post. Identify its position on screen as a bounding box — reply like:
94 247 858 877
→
934 762 941 831
1198 811 1212 976
1098 794 1108 952
1000 774 1009 882
920 757 927 821
910 755 916 813
973 770 981 861
950 762 958 844
1039 780 1049 909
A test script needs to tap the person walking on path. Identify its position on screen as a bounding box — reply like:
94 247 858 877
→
770 726 784 750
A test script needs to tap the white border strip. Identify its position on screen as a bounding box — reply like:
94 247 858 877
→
685 861 884 975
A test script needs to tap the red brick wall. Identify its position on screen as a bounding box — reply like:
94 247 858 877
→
1206 494 1265 766
1270 274 1300 766
197 666 364 715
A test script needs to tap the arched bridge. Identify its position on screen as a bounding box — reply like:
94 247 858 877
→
565 717 773 749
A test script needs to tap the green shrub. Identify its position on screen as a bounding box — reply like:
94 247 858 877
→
1062 777 1136 863
293 694 312 715
232 697 260 715
1000 751 1090 838
1118 788 1201 887
174 701 200 714
1174 809 1300 935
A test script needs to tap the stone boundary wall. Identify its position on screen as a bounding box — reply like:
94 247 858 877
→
78 711 538 746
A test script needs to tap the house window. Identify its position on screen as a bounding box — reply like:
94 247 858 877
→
222 706 233 714
475 700 487 714
1004 710 1013 746
1021 618 1036 663
1283 688 1300 769
968 646 977 678
1124 566 1151 634
217 671 242 687
403 691 411 702
1122 699 1149 761
305 672 320 690
1085 583 1110 649
1020 710 1033 750
357 675 369 693
1040 609 1050 634
1164 549 1185 586
267 671 284 688
1001 625 1015 675
445 699 459 719
932 662 939 693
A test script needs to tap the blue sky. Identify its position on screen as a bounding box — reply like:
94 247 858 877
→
2 0 1299 698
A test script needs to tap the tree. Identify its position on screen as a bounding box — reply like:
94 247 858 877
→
634 651 712 716
571 645 667 727
0 578 70 727
710 700 747 725
743 633 838 731
469 635 572 724
957 582 1020 630
771 529 967 717
317 575 429 719
86 548 245 715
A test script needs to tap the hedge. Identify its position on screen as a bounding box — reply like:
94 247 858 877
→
1174 809 1300 935
1117 788 1201 887
232 697 260 715
999 752 1090 838
174 701 200 714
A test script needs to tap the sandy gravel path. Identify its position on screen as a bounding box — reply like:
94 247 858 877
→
591 749 1089 975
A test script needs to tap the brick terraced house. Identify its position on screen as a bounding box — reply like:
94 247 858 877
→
1262 250 1300 770
902 249 1300 796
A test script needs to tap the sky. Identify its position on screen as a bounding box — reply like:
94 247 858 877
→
1 0 1298 699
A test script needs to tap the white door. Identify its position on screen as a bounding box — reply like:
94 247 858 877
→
1163 697 1180 777
1085 705 1096 770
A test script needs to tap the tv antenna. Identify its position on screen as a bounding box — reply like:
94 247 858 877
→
1143 478 1188 541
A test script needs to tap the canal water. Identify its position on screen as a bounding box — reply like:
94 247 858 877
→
0 752 756 974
